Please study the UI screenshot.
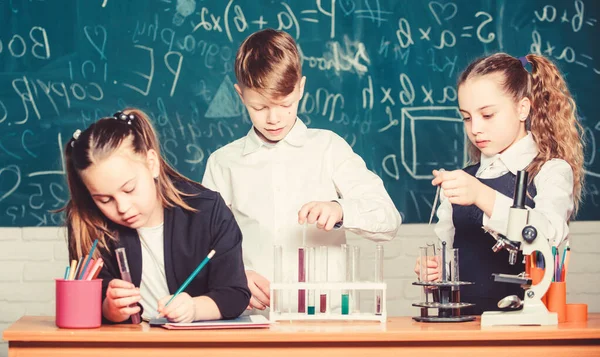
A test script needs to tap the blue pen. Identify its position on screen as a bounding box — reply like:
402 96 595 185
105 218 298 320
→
78 239 98 280
63 266 70 279
164 250 216 308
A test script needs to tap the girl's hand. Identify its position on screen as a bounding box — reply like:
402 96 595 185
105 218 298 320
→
414 257 441 282
102 279 141 323
158 293 196 323
432 169 484 206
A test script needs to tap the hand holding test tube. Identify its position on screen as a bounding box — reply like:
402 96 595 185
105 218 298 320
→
115 248 141 324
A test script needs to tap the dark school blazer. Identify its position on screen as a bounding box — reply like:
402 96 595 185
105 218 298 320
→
70 179 250 323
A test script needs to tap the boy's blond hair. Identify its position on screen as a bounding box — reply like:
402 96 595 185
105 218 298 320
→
234 29 302 98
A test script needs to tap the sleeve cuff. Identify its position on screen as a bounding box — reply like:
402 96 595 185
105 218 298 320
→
331 200 348 229
483 191 512 235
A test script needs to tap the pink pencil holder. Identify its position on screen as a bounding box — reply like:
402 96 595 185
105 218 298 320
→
55 279 102 328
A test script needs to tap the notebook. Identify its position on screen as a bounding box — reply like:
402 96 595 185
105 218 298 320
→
150 315 271 330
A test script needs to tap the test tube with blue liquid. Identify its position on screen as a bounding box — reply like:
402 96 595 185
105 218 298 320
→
341 244 349 315
115 247 141 324
307 247 316 315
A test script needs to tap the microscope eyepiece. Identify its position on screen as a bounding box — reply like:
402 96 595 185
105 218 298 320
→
512 170 528 209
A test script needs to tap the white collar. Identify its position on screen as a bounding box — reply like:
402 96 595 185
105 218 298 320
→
479 132 538 174
242 118 308 155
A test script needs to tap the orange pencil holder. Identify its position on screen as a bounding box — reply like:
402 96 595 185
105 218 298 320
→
546 281 566 323
566 303 588 323
529 267 548 306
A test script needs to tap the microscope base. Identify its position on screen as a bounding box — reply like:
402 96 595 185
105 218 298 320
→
481 302 558 327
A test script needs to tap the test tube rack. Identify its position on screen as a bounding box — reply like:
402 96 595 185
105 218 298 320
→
411 280 475 322
269 281 387 323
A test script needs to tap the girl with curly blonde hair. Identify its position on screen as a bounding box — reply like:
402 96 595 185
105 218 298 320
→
417 53 584 315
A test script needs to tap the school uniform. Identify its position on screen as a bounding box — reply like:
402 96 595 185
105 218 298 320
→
202 118 401 309
435 133 574 314
80 179 251 323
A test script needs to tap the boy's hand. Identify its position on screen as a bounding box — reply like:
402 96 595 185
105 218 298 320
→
298 201 343 231
102 279 141 323
157 293 195 323
414 256 441 282
245 270 270 310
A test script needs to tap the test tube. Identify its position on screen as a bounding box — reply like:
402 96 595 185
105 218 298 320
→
307 247 316 315
298 247 306 313
418 246 429 317
375 244 384 315
341 244 349 315
115 248 141 324
428 241 440 303
450 248 460 317
273 245 282 314
350 245 360 313
318 246 328 314
439 241 451 318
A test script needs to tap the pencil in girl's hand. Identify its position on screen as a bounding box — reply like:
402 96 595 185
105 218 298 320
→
162 250 216 310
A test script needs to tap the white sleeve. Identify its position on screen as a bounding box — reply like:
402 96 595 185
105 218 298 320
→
330 135 402 242
202 153 232 206
202 154 255 270
482 159 574 246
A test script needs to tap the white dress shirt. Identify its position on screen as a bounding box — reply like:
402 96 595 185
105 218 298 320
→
435 132 574 248
137 223 170 320
203 118 401 285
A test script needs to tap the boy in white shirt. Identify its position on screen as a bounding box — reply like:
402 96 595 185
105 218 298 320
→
202 29 401 311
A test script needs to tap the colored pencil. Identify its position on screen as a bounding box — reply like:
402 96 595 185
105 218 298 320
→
163 250 216 308
78 239 98 279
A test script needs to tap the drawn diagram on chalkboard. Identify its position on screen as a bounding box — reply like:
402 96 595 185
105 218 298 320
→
400 106 467 179
204 75 246 119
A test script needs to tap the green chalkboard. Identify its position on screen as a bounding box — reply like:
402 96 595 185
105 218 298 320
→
1 0 599 226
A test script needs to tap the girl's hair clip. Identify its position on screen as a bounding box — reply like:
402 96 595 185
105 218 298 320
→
518 56 529 67
71 129 82 148
113 111 135 125
518 56 532 73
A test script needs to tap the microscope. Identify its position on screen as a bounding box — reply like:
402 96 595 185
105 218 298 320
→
480 170 558 327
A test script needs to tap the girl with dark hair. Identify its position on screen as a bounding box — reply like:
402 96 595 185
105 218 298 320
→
63 108 250 323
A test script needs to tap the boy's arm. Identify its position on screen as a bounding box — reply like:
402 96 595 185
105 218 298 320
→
202 153 255 272
202 154 231 204
330 135 402 241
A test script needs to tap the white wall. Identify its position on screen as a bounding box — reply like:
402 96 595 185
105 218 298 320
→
1 222 599 356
